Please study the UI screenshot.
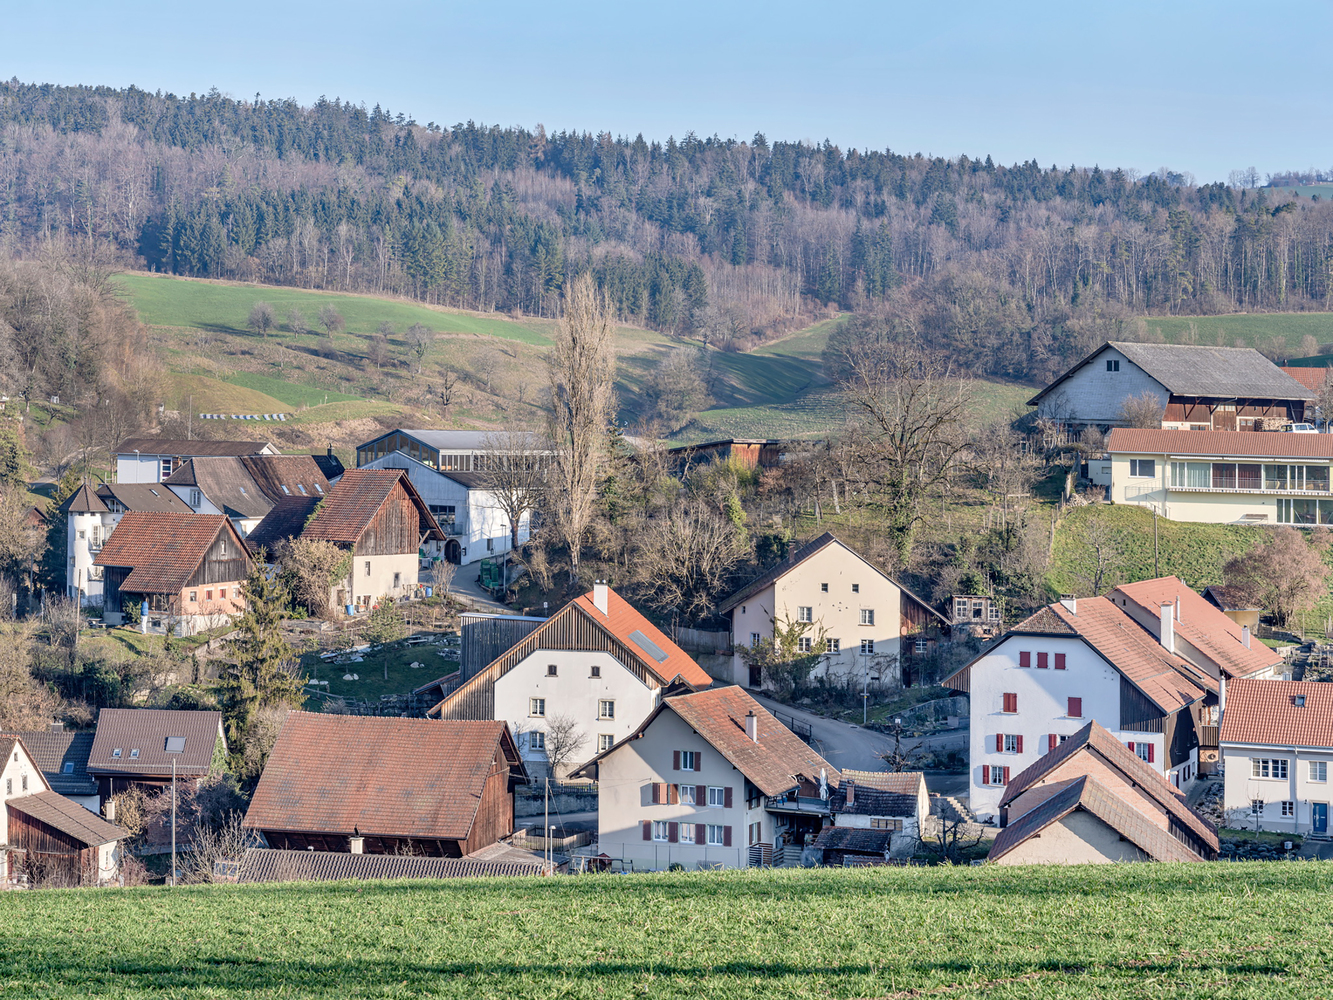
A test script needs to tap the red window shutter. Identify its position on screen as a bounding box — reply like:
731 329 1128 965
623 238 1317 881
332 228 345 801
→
673 750 680 771
723 826 732 847
1048 733 1057 751
995 733 1004 753
1068 697 1082 718
668 822 679 843
1002 767 1010 784
642 821 651 841
1016 735 1023 754
1036 652 1049 669
1003 692 1017 713
1147 743 1155 764
651 783 661 805
1126 742 1135 753
696 784 706 803
1019 651 1031 668
724 786 733 809
1054 653 1066 670
695 824 706 844
668 783 679 805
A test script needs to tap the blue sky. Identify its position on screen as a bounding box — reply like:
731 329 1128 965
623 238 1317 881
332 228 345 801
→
5 0 1329 183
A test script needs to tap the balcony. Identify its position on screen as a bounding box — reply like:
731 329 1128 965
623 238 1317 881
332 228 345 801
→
765 793 832 815
1199 725 1219 749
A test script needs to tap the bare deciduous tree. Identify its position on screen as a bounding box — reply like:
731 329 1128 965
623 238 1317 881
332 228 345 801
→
636 496 750 624
287 308 308 335
278 538 351 619
183 812 258 884
547 273 616 584
0 621 61 730
1224 527 1332 629
436 367 460 418
544 713 588 779
1068 508 1124 596
1118 390 1164 428
477 432 547 552
317 305 345 339
406 322 432 374
247 301 275 338
368 330 389 370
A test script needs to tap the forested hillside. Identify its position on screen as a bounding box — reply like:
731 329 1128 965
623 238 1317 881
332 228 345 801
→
4 80 1333 386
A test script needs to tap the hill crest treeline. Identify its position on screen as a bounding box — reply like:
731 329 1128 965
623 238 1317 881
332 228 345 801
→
3 79 1332 382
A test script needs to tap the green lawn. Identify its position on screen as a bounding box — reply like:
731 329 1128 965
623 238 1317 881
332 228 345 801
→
3 864 1332 998
1138 312 1333 358
223 372 362 408
303 640 458 705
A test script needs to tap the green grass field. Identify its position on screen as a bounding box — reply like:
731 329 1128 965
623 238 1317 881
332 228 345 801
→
303 642 458 705
223 372 362 408
2 864 1331 998
1138 313 1333 359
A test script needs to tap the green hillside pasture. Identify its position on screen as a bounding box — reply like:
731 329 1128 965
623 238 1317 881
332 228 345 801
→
753 312 851 361
3 864 1332 999
1140 313 1333 358
116 273 552 346
162 374 288 415
223 372 362 408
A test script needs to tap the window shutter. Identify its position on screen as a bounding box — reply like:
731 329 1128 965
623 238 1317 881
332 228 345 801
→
642 821 651 841
1126 742 1135 753
723 826 732 847
1019 651 1031 668
1002 767 1010 784
724 786 734 809
1147 743 1155 764
1003 692 1017 713
696 784 706 803
673 750 680 771
995 734 1003 753
668 822 679 843
1016 735 1023 754
1036 652 1048 669
651 783 661 805
1048 733 1057 751
668 783 679 805
1068 697 1081 718
1054 653 1066 670
696 750 703 769
695 824 706 845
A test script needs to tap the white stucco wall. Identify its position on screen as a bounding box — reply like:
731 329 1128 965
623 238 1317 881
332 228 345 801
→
1 742 43 883
595 708 772 870
1035 346 1169 427
1220 743 1333 834
68 509 120 605
336 552 420 611
992 810 1152 865
116 454 172 483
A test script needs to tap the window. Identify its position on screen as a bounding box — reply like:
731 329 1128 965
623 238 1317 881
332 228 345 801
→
297 484 307 495
1003 734 1020 753
280 485 290 495
598 700 615 721
653 821 669 842
1252 758 1289 779
364 561 371 577
21 775 27 791
205 590 213 602
598 734 614 752
1129 459 1156 479
4 779 9 794
851 584 860 594
1002 692 1018 713
680 750 698 771
189 489 202 508
161 458 174 478
486 538 494 552
112 748 122 758
914 638 927 654
189 591 197 603
797 606 813 623
708 786 726 807
870 818 904 832
678 784 697 805
1067 697 1082 718
62 762 74 774
1282 801 1296 817
706 825 725 846
590 665 600 677
1251 799 1264 816
825 638 841 653
750 632 761 647
1310 761 1328 782
547 664 558 676
859 608 875 626
219 588 227 600
129 749 140 759
528 731 545 751
1106 359 1120 372
679 823 696 844
78 529 86 540
820 583 828 592
529 698 546 717
392 573 401 589
797 636 812 653
986 765 1008 785
1134 742 1153 763
860 639 874 655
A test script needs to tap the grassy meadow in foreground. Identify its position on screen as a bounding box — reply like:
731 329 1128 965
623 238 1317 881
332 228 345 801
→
1 864 1331 999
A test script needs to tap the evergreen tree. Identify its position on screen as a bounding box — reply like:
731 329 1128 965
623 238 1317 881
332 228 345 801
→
217 564 303 752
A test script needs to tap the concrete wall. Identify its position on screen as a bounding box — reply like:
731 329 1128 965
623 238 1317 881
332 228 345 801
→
1035 346 1168 427
992 810 1152 864
1220 743 1333 834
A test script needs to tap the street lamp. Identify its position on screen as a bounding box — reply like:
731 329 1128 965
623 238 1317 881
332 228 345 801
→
164 736 187 885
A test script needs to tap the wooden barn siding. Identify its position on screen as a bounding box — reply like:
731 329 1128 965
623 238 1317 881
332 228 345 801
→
185 530 251 589
103 566 130 610
439 607 657 720
462 616 546 682
7 805 92 855
355 485 418 557
1119 677 1166 732
899 593 943 636
462 756 517 855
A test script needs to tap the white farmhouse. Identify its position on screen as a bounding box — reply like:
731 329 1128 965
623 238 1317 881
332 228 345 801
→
1219 679 1333 837
430 583 714 777
944 596 1208 824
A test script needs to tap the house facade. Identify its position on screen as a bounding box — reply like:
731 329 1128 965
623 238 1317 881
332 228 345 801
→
574 686 840 870
1219 679 1333 836
822 769 928 860
115 438 277 484
720 533 949 691
0 727 98 813
945 596 1207 824
63 482 194 606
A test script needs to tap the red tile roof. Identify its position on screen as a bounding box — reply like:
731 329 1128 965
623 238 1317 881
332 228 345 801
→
1281 367 1330 392
301 469 442 544
1107 427 1333 459
242 714 524 841
1112 577 1280 680
571 588 712 688
1219 679 1333 747
88 709 225 777
92 513 247 594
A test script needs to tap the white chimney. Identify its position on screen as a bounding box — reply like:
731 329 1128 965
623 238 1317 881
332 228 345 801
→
1160 603 1175 653
1242 625 1251 649
103 800 117 822
745 710 759 742
1175 594 1181 625
1059 595 1076 614
349 836 365 855
592 580 609 616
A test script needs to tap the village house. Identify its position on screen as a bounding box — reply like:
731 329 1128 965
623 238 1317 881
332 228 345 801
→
86 709 227 801
817 769 929 862
354 429 543 565
2 736 127 887
944 595 1209 824
245 468 443 612
162 454 332 538
114 437 278 484
62 481 194 606
1219 679 1333 837
242 713 528 857
431 583 712 777
1202 585 1263 632
719 533 949 691
0 725 98 813
1107 428 1333 526
93 513 252 634
574 685 840 870
1028 342 1313 432
989 721 1219 864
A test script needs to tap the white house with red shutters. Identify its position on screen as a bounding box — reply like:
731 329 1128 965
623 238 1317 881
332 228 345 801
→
944 595 1209 824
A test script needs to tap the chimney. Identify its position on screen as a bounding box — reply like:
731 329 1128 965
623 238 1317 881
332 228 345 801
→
1175 594 1181 625
1059 595 1076 615
745 710 759 743
845 780 855 805
1159 602 1175 654
592 580 609 616
349 836 365 855
50 720 63 733
103 800 117 822
1242 625 1251 649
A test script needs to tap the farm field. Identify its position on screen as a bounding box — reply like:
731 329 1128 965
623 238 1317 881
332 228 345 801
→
2 864 1331 999
1138 312 1333 358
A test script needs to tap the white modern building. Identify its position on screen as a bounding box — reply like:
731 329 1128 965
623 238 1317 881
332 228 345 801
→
114 438 277 484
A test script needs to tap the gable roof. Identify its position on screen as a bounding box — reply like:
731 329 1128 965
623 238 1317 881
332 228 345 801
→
0 730 96 796
360 429 545 452
96 483 194 514
1106 427 1333 460
576 686 838 797
988 774 1206 863
311 452 346 481
1111 577 1280 679
117 438 274 457
999 720 1218 852
237 847 544 883
717 531 946 625
1029 341 1314 406
838 769 926 796
1219 679 1333 748
812 826 893 854
163 456 329 519
1281 366 1330 392
827 784 918 817
92 512 247 594
244 495 322 554
87 709 224 777
242 714 525 841
1202 584 1262 613
301 469 442 544
6 790 127 846
433 587 710 719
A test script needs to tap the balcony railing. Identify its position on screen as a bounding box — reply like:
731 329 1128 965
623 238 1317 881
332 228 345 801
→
1199 725 1219 748
765 794 832 814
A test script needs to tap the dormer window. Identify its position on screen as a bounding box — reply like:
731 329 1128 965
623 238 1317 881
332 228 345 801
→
1295 695 1307 707
112 748 122 758
129 749 140 759
239 486 247 494
280 485 290 495
189 489 202 508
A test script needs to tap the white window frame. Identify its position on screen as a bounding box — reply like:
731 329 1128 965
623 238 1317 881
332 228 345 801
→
1252 758 1289 779
859 608 875 626
797 606 813 623
708 786 725 807
1281 801 1296 817
598 734 614 753
528 730 545 751
680 750 698 772
1311 761 1329 782
1134 743 1152 762
529 697 546 718
860 639 874 655
1129 459 1156 479
987 765 1006 785
825 638 840 653
750 632 761 647
678 784 696 805
706 824 724 846
1003 734 1019 753
653 821 669 842
797 636 812 653
679 823 696 843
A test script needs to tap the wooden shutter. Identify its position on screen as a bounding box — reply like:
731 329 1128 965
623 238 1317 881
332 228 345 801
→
1003 692 1017 713
1019 651 1031 668
696 750 703 769
668 783 679 805
695 824 706 845
695 784 706 804
651 783 661 805
724 786 733 809
723 826 732 847
642 821 651 841
1126 742 1135 753
1054 653 1066 670
673 750 680 771
1048 733 1057 751
1147 743 1155 763
1068 697 1082 718
1016 735 1023 754
1036 652 1049 669
995 734 1003 753
1002 767 1010 784
668 822 679 843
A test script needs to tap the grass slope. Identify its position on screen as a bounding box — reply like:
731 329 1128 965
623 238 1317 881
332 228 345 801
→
1140 313 1333 358
2 865 1331 998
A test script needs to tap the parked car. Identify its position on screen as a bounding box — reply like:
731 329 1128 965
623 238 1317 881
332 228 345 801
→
1281 423 1318 433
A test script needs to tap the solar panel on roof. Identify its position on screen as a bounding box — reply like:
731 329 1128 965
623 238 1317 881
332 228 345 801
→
628 629 668 663
164 736 187 753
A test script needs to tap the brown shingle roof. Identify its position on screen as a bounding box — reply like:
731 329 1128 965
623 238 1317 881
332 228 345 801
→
63 484 107 513
116 438 273 457
827 785 917 817
96 483 194 514
7 791 127 846
242 714 524 841
163 456 326 519
236 847 542 884
838 769 925 796
999 720 1218 853
87 709 224 777
1011 606 1079 635
1202 585 1262 612
1219 679 1333 747
93 512 246 594
812 826 893 854
1107 427 1333 459
302 469 441 544
245 495 322 554
0 730 96 796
